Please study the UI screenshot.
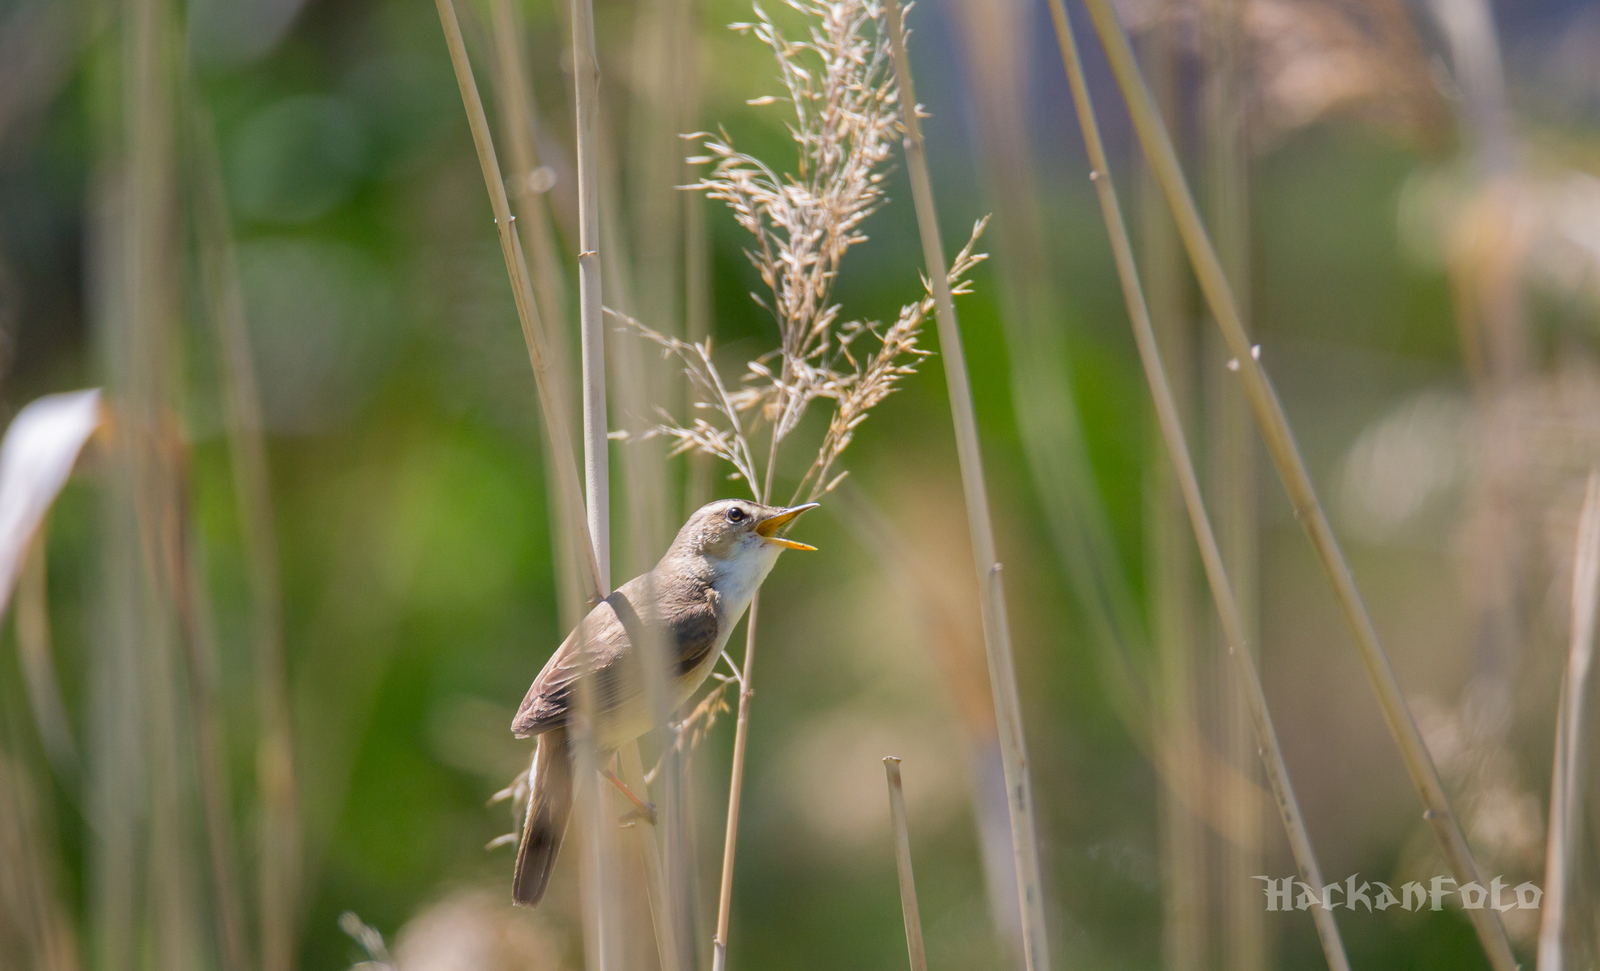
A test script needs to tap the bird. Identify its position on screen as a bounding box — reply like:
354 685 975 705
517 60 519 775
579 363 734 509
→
510 498 819 906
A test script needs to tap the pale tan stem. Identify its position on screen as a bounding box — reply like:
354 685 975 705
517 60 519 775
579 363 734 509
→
711 595 758 971
883 5 1050 970
1537 471 1600 971
1047 4 1350 967
570 0 609 587
883 759 928 971
1076 2 1517 968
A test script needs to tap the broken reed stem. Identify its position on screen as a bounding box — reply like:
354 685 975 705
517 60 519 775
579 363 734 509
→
1537 470 1600 971
883 758 929 971
433 0 602 601
883 6 1050 970
1074 2 1517 967
1045 5 1349 968
190 96 298 971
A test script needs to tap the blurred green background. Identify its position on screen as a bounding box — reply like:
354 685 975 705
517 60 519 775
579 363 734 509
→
2 0 1599 968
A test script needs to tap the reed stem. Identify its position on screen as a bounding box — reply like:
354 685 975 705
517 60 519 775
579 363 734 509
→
1045 4 1349 966
1537 470 1600 971
485 0 584 630
883 758 928 971
1075 2 1517 967
883 5 1050 969
433 0 602 600
711 440 778 971
570 0 610 588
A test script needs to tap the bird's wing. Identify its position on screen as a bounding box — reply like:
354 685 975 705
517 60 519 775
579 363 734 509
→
512 595 636 738
511 575 723 739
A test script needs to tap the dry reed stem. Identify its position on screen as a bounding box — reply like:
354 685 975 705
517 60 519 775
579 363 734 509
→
1076 2 1517 967
883 4 1050 969
883 758 929 971
1197 1 1263 964
565 0 629 966
433 0 602 600
190 97 298 971
570 0 610 587
435 8 628 970
1046 4 1350 967
1537 470 1600 971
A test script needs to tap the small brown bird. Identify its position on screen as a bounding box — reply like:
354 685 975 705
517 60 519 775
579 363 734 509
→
510 498 819 906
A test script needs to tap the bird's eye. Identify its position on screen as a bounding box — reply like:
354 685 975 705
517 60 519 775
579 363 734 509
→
726 507 746 523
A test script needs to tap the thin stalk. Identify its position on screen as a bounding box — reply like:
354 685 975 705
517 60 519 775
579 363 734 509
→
434 0 602 601
485 0 584 630
1198 0 1262 964
883 5 1050 970
1075 2 1518 967
712 420 782 971
1136 16 1205 970
566 0 621 967
1045 4 1350 967
1537 471 1600 971
570 0 609 587
883 758 929 971
435 9 625 971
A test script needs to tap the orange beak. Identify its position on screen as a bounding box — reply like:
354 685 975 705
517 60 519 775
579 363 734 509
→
755 503 820 550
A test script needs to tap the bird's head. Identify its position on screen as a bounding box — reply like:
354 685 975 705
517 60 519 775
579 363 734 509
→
668 499 820 569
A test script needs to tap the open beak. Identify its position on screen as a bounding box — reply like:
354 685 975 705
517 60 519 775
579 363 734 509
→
755 502 820 550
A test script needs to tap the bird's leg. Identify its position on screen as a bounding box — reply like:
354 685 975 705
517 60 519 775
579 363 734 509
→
600 766 657 826
717 649 744 686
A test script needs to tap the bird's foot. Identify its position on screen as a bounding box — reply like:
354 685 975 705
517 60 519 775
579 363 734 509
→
601 767 657 826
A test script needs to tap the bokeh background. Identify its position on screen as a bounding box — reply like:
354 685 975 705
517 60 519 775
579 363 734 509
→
2 0 1599 969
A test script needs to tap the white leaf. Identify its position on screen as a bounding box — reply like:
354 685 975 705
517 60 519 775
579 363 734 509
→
0 389 104 617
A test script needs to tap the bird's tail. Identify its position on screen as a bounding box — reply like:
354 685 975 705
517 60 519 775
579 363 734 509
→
513 728 573 907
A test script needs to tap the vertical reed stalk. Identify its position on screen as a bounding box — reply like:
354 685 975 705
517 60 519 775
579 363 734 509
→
1198 1 1262 965
1075 2 1517 967
486 0 584 629
190 96 297 971
570 0 609 586
883 758 928 971
567 1 626 967
1135 14 1206 969
434 0 602 600
1044 7 1350 969
1537 471 1600 971
435 8 629 971
951 0 1149 761
884 6 1050 969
